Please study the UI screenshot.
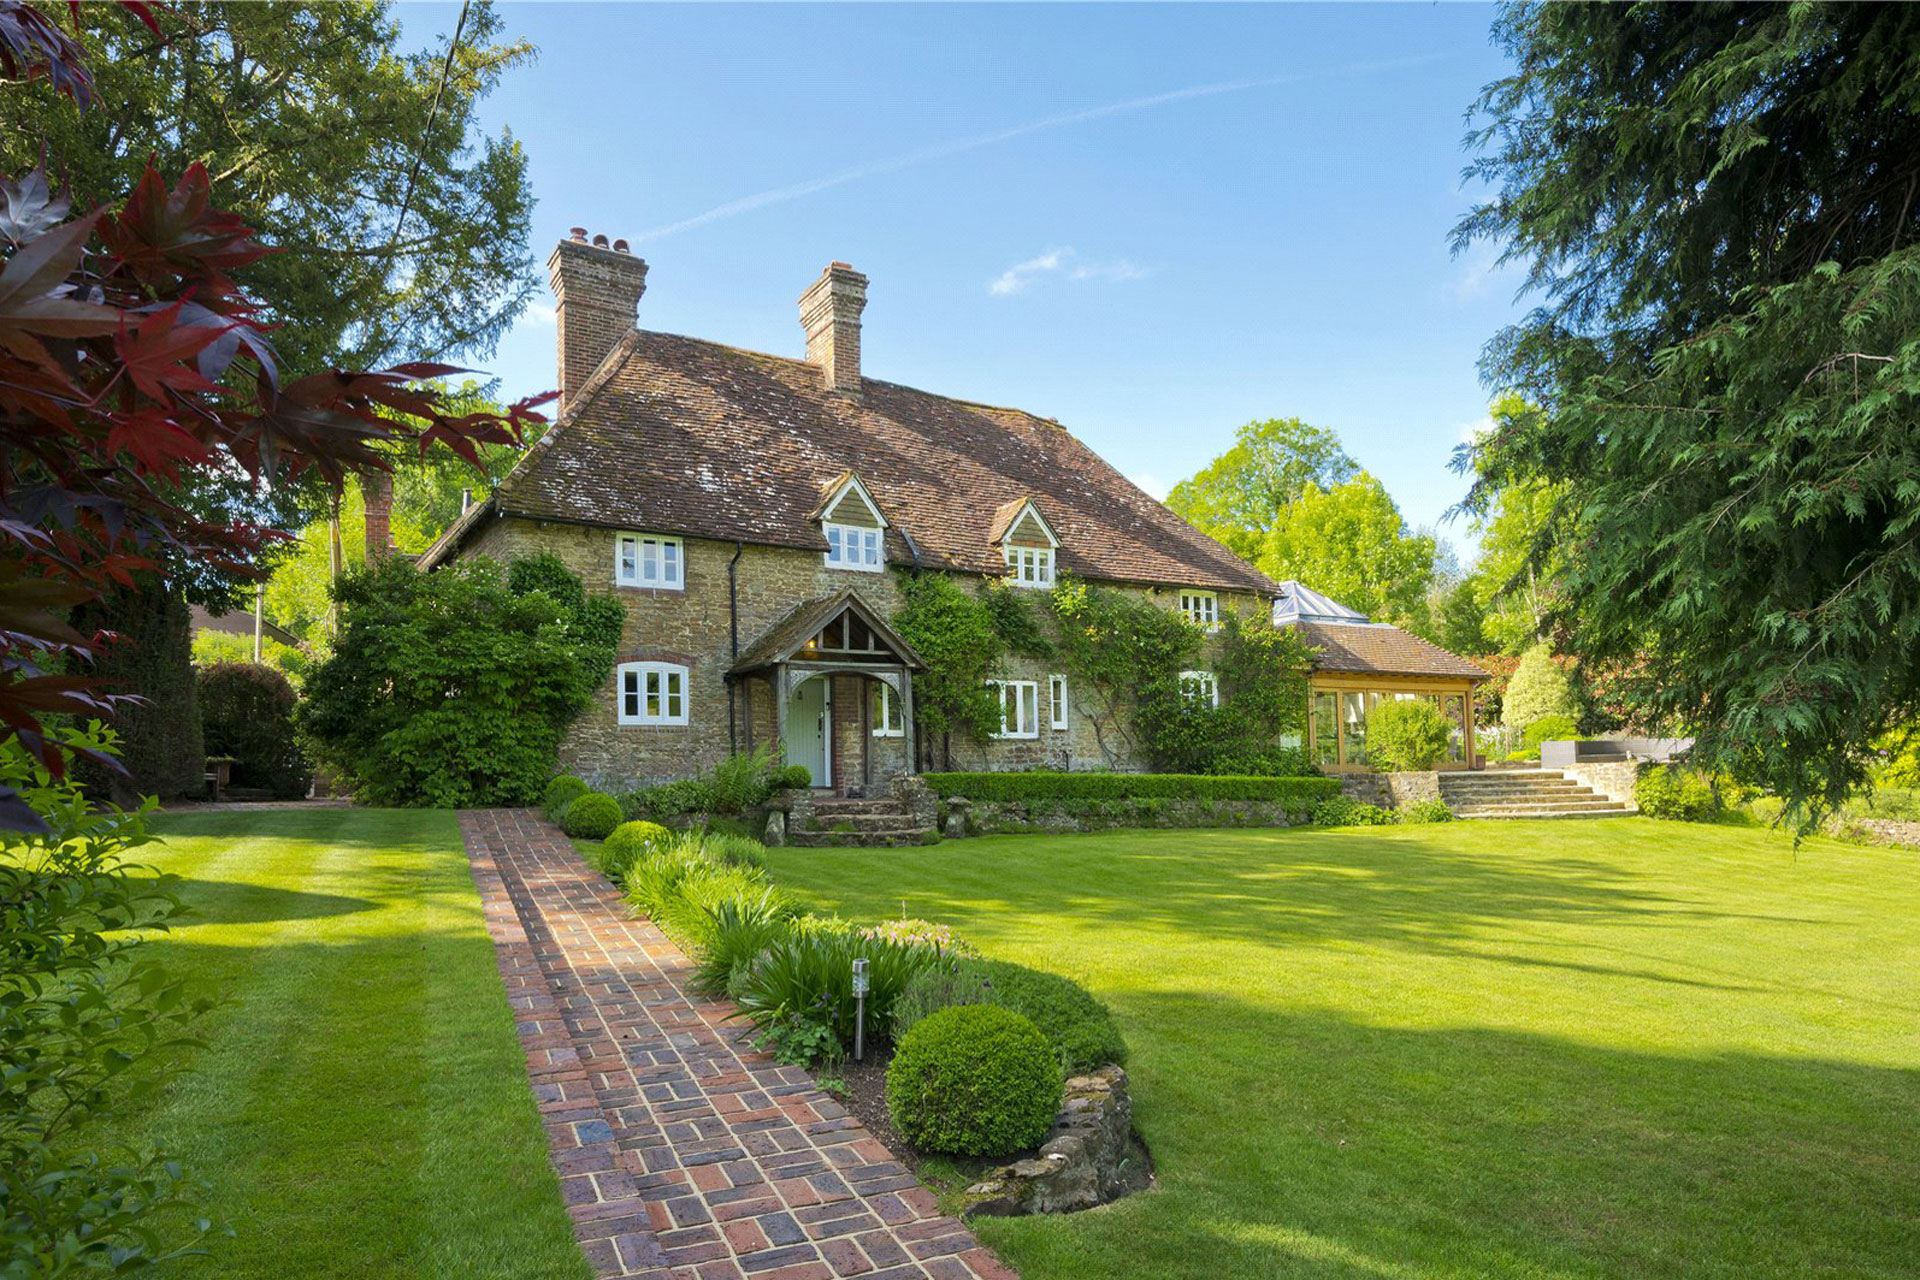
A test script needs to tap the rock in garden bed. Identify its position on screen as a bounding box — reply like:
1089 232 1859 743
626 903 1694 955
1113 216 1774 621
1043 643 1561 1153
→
828 1053 1151 1219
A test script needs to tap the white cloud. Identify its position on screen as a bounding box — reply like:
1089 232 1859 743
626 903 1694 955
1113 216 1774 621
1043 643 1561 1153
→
988 248 1151 297
989 249 1068 296
1128 471 1170 502
524 301 557 327
1455 413 1494 445
1449 240 1525 303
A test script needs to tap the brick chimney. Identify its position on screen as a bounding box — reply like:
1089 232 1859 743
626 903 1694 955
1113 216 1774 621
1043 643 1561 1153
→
799 262 868 394
547 228 647 413
364 471 392 563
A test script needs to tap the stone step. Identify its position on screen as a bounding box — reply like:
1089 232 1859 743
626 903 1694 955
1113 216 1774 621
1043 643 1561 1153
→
787 827 932 848
1454 808 1633 820
798 811 917 833
1441 780 1592 795
810 799 910 814
1454 800 1631 816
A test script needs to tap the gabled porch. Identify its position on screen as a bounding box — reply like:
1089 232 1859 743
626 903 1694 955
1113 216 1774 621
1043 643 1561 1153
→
729 588 926 795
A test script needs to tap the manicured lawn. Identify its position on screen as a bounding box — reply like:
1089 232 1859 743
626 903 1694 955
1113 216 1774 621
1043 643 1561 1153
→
130 809 586 1278
768 818 1920 1279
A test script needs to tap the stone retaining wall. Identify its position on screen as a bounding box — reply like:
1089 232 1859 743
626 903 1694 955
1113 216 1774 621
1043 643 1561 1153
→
1339 771 1440 810
963 1065 1142 1217
1562 760 1641 808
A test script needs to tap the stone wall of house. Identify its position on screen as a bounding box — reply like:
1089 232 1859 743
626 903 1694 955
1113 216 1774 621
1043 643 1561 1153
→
454 513 1268 791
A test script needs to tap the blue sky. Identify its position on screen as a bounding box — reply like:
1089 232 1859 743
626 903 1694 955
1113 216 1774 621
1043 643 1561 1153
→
402 3 1524 560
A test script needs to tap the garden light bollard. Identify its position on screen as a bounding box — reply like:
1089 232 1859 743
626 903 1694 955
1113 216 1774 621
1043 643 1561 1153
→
852 958 870 1061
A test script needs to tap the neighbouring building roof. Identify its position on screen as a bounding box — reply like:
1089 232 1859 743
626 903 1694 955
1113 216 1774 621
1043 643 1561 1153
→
189 604 302 650
1292 619 1491 681
1271 580 1370 624
422 330 1276 595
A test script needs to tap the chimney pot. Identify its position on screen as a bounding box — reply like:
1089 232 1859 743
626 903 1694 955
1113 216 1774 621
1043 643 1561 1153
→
569 226 588 241
798 262 869 394
547 233 648 414
613 238 630 253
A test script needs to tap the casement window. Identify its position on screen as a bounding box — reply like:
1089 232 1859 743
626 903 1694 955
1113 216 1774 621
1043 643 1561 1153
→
614 533 683 590
986 679 1040 739
871 683 904 737
1179 669 1220 708
1004 545 1054 589
1180 590 1219 630
824 522 883 571
617 661 689 726
1048 674 1069 730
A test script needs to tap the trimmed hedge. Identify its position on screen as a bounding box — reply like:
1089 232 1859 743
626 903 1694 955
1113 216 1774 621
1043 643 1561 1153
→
923 771 1337 806
561 792 623 840
886 1005 1062 1156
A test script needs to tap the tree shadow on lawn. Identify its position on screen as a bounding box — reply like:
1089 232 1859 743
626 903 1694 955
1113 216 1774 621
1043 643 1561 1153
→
1043 991 1920 1280
137 876 380 928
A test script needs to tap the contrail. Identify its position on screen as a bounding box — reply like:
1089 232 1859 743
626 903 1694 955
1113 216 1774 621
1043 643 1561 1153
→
635 54 1448 243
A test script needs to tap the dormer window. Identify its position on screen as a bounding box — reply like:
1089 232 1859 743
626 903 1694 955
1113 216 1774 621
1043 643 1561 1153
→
815 471 888 573
615 532 683 590
1180 590 1219 630
993 497 1060 591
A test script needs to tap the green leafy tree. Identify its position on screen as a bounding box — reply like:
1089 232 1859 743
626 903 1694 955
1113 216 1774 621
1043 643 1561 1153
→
1501 643 1578 733
0 1 537 374
1260 474 1437 628
1434 579 1490 656
1456 2 1920 818
298 554 621 806
72 583 204 805
1166 417 1358 561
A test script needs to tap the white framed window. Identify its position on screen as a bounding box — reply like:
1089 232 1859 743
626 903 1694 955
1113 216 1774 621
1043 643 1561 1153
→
986 680 1039 739
614 533 683 590
1004 545 1054 589
1180 590 1219 630
1048 674 1069 730
1180 669 1220 708
824 522 883 571
872 683 904 737
617 661 689 726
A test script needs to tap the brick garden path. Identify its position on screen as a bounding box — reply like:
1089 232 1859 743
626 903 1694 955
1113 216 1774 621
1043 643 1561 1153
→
460 810 1015 1280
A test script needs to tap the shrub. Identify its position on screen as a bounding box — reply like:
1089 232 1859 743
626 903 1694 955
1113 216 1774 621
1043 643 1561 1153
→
1501 643 1579 732
1399 797 1455 824
1522 714 1581 752
1637 765 1721 821
972 960 1127 1072
710 747 778 814
198 661 312 798
73 583 203 804
886 1006 1063 1156
599 820 672 877
562 792 623 840
624 778 718 821
1365 699 1451 772
921 772 1339 807
731 928 944 1062
543 775 589 821
773 763 813 790
1210 746 1317 777
624 832 785 951
1311 794 1395 826
298 555 622 807
699 831 770 869
893 961 997 1039
2 726 215 1268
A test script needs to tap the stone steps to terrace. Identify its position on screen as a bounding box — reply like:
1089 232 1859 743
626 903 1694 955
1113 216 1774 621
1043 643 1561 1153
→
786 796 935 849
1440 769 1634 820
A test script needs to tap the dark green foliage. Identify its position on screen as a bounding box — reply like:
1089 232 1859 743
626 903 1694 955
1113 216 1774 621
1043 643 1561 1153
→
1636 766 1721 823
971 960 1128 1073
886 1006 1063 1156
980 580 1055 658
1365 700 1452 772
197 662 311 799
773 764 812 790
730 925 943 1064
709 747 779 814
689 894 795 1001
2 727 217 1269
560 793 622 840
297 555 621 807
1399 798 1456 825
1457 3 1920 823
597 820 673 878
542 775 588 821
74 583 204 804
1311 795 1395 827
891 573 1005 754
624 779 717 821
923 772 1338 807
1435 580 1490 656
893 962 997 1039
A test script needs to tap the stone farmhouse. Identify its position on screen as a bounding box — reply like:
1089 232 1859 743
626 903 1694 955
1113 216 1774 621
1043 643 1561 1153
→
419 231 1487 792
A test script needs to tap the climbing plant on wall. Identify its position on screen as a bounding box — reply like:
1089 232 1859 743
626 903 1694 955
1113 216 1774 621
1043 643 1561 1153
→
890 573 1005 766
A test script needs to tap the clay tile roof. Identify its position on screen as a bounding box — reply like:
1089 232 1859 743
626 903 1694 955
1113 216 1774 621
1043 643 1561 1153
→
470 330 1276 595
1291 620 1490 681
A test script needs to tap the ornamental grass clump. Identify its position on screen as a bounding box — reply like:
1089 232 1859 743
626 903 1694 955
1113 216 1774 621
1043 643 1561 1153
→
886 1005 1063 1156
624 832 787 952
730 926 943 1064
560 792 622 840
